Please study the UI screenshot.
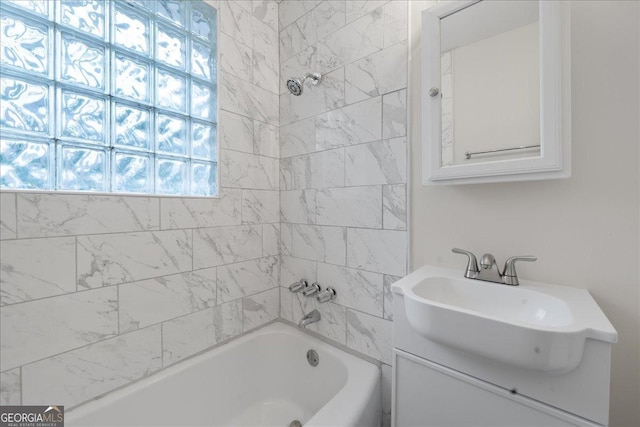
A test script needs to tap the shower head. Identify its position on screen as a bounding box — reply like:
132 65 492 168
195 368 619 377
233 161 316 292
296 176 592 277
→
286 72 322 96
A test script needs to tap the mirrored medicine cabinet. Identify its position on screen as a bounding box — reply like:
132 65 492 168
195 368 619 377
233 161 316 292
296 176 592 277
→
421 0 571 185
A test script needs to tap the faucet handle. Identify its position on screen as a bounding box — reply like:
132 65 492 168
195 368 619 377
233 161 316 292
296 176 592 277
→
502 256 537 286
289 279 308 293
452 248 480 277
302 282 321 297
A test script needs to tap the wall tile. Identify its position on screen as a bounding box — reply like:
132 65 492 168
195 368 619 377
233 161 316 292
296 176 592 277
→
17 194 159 238
279 0 315 30
314 1 346 41
119 269 217 332
221 149 279 190
280 117 316 158
219 110 254 154
243 287 279 331
253 1 278 31
231 0 252 13
280 223 293 256
345 0 387 23
280 118 316 157
217 256 278 302
317 9 384 72
1 237 75 305
160 189 242 229
281 189 315 224
0 287 118 371
281 12 317 60
294 294 347 344
345 41 408 104
381 363 392 427
212 299 243 342
281 150 345 191
383 274 400 321
77 230 192 289
263 223 280 256
280 255 317 289
347 228 407 276
0 368 20 405
347 309 392 364
252 49 280 95
21 326 161 408
296 149 346 190
292 224 346 265
383 184 407 230
219 32 253 82
383 1 408 48
0 193 16 240
345 137 407 186
316 97 382 150
280 46 316 96
317 263 384 317
316 186 382 228
220 72 279 126
193 225 262 269
382 89 407 139
254 120 280 158
162 308 215 367
242 190 280 224
220 0 256 51
280 157 294 191
252 14 280 60
279 23 293 63
281 68 345 125
162 300 242 366
280 288 294 323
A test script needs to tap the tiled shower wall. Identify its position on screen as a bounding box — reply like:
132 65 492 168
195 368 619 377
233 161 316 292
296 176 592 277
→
0 0 280 408
277 0 408 420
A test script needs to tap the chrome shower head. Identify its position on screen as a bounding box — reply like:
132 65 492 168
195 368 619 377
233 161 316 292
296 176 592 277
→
287 77 304 96
286 72 322 96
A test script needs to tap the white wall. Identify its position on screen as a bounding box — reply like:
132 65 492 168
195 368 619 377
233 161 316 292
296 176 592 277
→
410 1 640 426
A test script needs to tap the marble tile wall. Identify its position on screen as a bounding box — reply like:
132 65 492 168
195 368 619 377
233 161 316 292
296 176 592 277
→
0 0 281 408
277 2 408 425
1 3 409 422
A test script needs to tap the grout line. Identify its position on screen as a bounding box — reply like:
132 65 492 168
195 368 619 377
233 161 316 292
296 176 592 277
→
160 322 164 368
14 192 18 239
0 255 275 309
116 285 120 336
19 366 23 405
74 236 78 292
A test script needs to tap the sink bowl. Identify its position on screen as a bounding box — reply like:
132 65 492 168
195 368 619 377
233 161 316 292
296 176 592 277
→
392 265 617 373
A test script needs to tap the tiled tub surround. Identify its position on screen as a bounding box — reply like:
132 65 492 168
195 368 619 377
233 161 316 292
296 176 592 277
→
0 1 409 422
278 1 409 425
0 0 281 408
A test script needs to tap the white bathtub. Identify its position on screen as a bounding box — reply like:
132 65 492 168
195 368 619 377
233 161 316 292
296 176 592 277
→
66 322 381 427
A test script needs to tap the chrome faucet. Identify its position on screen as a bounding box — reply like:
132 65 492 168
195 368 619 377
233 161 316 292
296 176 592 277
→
298 309 321 328
452 248 537 286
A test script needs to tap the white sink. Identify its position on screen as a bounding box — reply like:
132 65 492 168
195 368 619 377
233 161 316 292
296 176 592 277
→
392 265 617 373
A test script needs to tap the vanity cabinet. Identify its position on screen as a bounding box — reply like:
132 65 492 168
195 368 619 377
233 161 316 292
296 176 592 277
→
392 293 614 426
394 350 599 427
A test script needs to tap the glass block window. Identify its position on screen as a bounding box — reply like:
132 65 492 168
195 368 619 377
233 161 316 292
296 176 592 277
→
0 0 218 196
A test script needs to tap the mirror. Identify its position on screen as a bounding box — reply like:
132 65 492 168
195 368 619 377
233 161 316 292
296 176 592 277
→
422 0 571 185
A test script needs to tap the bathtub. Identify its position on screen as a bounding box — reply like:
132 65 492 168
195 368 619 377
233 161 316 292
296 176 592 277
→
66 322 381 427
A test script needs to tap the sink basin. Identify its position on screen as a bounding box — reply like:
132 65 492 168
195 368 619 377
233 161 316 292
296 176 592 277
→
392 265 617 373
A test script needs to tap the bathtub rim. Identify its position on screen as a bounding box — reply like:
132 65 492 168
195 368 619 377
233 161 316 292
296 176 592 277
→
65 320 381 426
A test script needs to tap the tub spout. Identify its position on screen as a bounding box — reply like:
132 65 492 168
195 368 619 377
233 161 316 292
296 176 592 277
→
298 309 321 328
